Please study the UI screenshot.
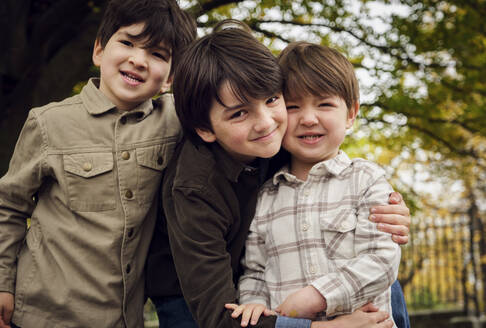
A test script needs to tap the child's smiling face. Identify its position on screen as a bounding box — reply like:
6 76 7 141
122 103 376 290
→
92 23 173 111
196 81 288 164
283 94 358 177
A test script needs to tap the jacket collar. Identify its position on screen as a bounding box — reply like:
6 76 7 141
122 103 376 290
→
80 78 154 118
210 143 247 183
209 143 268 184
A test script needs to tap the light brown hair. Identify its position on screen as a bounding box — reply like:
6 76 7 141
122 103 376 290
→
278 41 359 110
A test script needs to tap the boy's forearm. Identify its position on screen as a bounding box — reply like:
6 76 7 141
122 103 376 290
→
277 285 327 319
305 285 327 313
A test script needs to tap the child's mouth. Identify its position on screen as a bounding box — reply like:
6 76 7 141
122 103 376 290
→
299 135 322 140
121 71 144 83
253 127 278 142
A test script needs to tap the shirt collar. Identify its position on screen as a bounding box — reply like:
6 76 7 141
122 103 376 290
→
80 78 154 118
272 150 352 185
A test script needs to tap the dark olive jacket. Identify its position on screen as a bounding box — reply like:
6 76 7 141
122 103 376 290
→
146 138 277 328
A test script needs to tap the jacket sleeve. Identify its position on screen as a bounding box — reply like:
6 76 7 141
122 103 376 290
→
0 111 47 293
165 182 278 328
310 173 401 317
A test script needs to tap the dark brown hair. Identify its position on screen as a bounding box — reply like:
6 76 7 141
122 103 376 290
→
96 0 196 75
173 19 284 143
278 41 359 110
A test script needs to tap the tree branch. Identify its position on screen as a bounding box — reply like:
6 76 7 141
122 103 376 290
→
361 116 485 165
361 101 483 135
252 19 449 71
188 0 245 18
247 21 292 44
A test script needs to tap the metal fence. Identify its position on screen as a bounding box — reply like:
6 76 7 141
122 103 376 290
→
400 212 486 316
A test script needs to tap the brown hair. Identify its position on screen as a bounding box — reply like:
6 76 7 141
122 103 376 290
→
278 41 359 110
96 0 197 76
173 19 284 143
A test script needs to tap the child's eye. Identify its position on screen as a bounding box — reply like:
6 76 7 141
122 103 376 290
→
318 102 334 109
119 40 132 47
153 52 169 61
286 105 299 110
266 96 280 105
230 110 247 120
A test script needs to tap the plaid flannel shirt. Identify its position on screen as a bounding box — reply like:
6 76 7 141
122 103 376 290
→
238 151 400 325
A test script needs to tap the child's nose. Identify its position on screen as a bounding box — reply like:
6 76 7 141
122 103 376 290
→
129 50 148 69
299 108 318 126
254 107 274 132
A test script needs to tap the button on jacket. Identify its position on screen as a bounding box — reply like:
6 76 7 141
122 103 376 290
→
0 79 181 328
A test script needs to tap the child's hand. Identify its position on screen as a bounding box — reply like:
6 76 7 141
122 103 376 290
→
225 303 275 327
370 191 410 245
276 286 326 319
311 303 392 328
0 292 14 328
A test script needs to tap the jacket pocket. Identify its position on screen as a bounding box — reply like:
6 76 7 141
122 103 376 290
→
63 152 116 211
320 207 357 259
136 141 176 205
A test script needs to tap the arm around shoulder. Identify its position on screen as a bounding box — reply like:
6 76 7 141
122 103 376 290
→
370 191 410 245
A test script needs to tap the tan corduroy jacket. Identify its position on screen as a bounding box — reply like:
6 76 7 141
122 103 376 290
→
0 79 181 327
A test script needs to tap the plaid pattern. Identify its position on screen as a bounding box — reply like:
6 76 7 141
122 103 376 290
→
238 151 400 324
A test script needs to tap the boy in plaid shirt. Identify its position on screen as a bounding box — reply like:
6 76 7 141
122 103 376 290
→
230 42 402 328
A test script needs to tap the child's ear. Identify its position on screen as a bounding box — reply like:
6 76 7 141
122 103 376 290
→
195 128 216 143
159 75 173 94
346 102 360 129
92 39 103 67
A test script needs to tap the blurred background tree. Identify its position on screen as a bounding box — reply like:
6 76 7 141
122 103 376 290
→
2 0 485 318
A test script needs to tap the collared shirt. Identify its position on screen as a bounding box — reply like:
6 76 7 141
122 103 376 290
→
238 151 400 324
0 79 181 327
158 139 310 328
